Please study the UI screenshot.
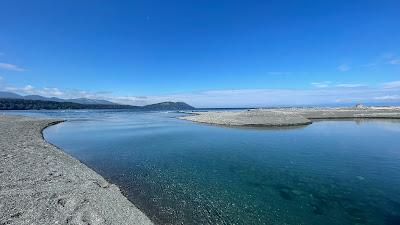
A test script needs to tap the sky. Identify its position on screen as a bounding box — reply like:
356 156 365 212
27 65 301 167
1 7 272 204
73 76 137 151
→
0 0 399 107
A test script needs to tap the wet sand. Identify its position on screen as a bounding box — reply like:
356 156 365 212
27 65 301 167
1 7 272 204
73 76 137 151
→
179 106 400 127
0 115 153 225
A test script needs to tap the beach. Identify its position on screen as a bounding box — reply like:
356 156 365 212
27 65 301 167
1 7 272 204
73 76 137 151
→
179 106 400 127
0 115 153 225
1 111 400 224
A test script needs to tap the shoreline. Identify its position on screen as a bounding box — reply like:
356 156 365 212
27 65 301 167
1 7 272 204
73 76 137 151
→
0 115 153 225
179 106 400 127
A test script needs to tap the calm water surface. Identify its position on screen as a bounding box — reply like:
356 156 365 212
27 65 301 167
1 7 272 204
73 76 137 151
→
5 110 400 225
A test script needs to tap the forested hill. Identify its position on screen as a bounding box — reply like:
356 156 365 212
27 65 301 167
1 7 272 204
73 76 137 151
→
142 102 195 110
0 98 195 110
0 98 138 110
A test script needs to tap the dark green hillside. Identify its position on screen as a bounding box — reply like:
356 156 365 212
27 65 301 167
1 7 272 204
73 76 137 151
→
142 102 195 110
0 98 195 110
0 98 138 110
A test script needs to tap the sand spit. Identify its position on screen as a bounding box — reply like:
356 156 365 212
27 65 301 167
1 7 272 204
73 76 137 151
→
180 109 312 126
179 106 400 127
0 115 153 225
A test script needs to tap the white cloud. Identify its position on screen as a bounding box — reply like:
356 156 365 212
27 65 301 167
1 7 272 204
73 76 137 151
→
382 81 400 89
336 83 366 88
1 83 400 107
389 59 400 65
42 87 64 96
361 53 400 69
3 86 17 92
338 64 351 72
0 76 3 80
373 95 400 100
161 86 400 107
23 85 34 92
0 63 26 72
311 81 331 88
3 85 65 97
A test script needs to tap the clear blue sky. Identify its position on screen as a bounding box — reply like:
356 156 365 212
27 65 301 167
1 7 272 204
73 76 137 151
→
0 0 399 107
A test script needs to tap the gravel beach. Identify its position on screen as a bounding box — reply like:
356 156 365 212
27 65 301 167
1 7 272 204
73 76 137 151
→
0 115 153 225
179 106 400 127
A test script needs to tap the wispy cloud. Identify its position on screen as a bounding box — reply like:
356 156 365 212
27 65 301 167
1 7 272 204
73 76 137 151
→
0 63 26 72
373 95 400 100
43 87 64 96
311 82 367 89
380 53 400 66
338 64 351 72
2 81 400 107
336 83 366 88
23 85 34 92
382 81 400 89
0 76 3 81
389 59 400 65
360 53 399 69
4 85 64 97
311 81 331 88
380 53 400 65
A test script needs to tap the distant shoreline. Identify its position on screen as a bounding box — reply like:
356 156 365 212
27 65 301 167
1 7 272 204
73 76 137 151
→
0 96 194 111
0 115 153 225
179 106 400 127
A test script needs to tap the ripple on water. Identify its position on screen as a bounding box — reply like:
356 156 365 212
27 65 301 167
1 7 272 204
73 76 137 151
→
41 113 400 225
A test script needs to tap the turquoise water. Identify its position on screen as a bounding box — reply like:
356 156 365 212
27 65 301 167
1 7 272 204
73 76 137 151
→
5 110 400 224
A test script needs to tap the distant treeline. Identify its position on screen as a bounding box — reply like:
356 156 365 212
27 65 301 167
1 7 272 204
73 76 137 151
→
0 98 195 110
0 98 137 110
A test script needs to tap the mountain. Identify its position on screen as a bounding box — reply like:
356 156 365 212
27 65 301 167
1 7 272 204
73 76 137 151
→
142 101 195 110
0 91 117 105
0 91 22 99
24 95 61 101
65 98 117 105
0 91 195 110
0 98 137 110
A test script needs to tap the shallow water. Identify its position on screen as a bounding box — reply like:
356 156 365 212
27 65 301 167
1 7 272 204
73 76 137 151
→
5 110 400 225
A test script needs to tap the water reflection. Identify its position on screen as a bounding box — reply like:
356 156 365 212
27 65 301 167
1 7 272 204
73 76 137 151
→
6 110 400 225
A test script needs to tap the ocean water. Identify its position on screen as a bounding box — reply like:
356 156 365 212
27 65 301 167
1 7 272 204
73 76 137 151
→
4 110 400 225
